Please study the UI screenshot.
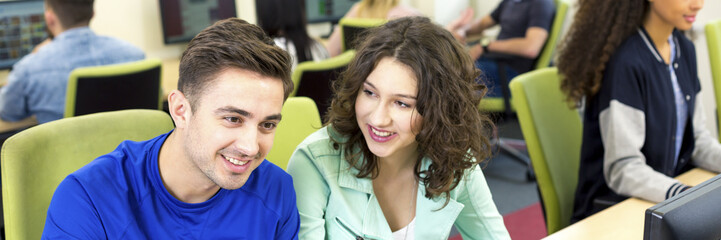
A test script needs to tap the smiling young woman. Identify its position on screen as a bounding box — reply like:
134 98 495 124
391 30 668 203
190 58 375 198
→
556 0 721 222
287 16 510 240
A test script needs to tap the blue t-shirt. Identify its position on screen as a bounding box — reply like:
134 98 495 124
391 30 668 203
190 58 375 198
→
42 131 300 239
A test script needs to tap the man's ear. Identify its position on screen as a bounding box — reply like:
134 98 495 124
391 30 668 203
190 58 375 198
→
44 8 57 32
167 90 192 129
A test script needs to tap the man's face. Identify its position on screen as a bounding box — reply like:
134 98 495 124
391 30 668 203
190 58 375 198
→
182 68 284 190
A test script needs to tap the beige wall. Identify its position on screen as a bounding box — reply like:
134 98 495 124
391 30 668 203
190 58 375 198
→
91 0 257 60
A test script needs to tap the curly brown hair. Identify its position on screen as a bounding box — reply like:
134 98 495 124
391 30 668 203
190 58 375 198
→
557 0 648 106
326 16 494 205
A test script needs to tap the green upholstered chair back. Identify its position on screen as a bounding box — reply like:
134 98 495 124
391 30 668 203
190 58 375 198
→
65 58 163 118
706 19 721 139
291 50 355 117
339 18 386 52
535 0 569 69
480 0 570 113
509 67 581 234
1 109 174 240
266 97 322 170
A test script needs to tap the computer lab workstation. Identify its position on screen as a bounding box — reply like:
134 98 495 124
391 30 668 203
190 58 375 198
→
2 0 721 239
0 0 242 130
545 168 720 239
0 0 45 132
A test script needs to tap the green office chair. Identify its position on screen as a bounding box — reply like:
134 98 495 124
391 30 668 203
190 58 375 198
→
339 18 386 53
706 19 721 139
480 0 569 113
65 58 164 118
1 109 174 240
266 97 322 170
535 0 570 70
479 0 570 180
291 50 355 118
509 67 581 234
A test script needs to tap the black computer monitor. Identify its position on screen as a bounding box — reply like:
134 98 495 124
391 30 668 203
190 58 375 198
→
644 173 721 240
306 0 358 24
158 0 237 44
0 0 47 70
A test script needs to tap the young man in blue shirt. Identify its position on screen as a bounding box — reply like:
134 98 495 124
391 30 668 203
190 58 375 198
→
41 18 299 239
0 0 144 124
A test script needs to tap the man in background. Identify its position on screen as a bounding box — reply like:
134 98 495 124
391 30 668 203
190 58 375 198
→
448 0 555 97
0 0 144 123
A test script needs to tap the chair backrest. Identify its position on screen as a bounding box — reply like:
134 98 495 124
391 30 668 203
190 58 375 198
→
509 67 582 234
479 0 569 114
339 18 386 52
292 50 356 118
1 109 174 240
706 19 721 138
266 97 322 170
65 58 163 118
535 0 570 69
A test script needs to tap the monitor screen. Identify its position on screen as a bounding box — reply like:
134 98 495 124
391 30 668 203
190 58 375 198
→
158 0 236 44
0 0 47 70
644 173 721 240
306 0 358 24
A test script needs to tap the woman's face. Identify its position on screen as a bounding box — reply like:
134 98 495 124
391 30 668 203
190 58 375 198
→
649 0 703 31
355 57 423 160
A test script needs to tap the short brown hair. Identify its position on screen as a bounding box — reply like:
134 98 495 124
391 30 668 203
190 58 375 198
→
178 18 293 109
45 0 94 29
327 16 494 205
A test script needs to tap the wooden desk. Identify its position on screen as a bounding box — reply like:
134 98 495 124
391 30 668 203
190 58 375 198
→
544 168 716 240
161 58 180 99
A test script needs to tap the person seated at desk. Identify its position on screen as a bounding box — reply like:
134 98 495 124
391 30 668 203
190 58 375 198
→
557 0 721 222
287 17 510 239
447 0 555 97
42 18 300 239
0 0 144 124
325 0 422 57
256 0 329 70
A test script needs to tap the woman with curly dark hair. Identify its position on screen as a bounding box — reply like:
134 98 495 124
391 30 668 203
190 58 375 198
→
557 0 721 222
286 16 510 239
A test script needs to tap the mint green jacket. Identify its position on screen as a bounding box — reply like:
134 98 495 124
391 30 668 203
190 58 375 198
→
287 127 511 240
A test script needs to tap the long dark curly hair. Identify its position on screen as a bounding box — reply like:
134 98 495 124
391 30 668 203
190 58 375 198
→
557 0 649 106
326 16 494 205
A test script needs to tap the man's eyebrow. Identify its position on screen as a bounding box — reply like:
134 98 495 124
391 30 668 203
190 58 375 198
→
215 107 252 118
265 114 282 121
215 107 282 121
